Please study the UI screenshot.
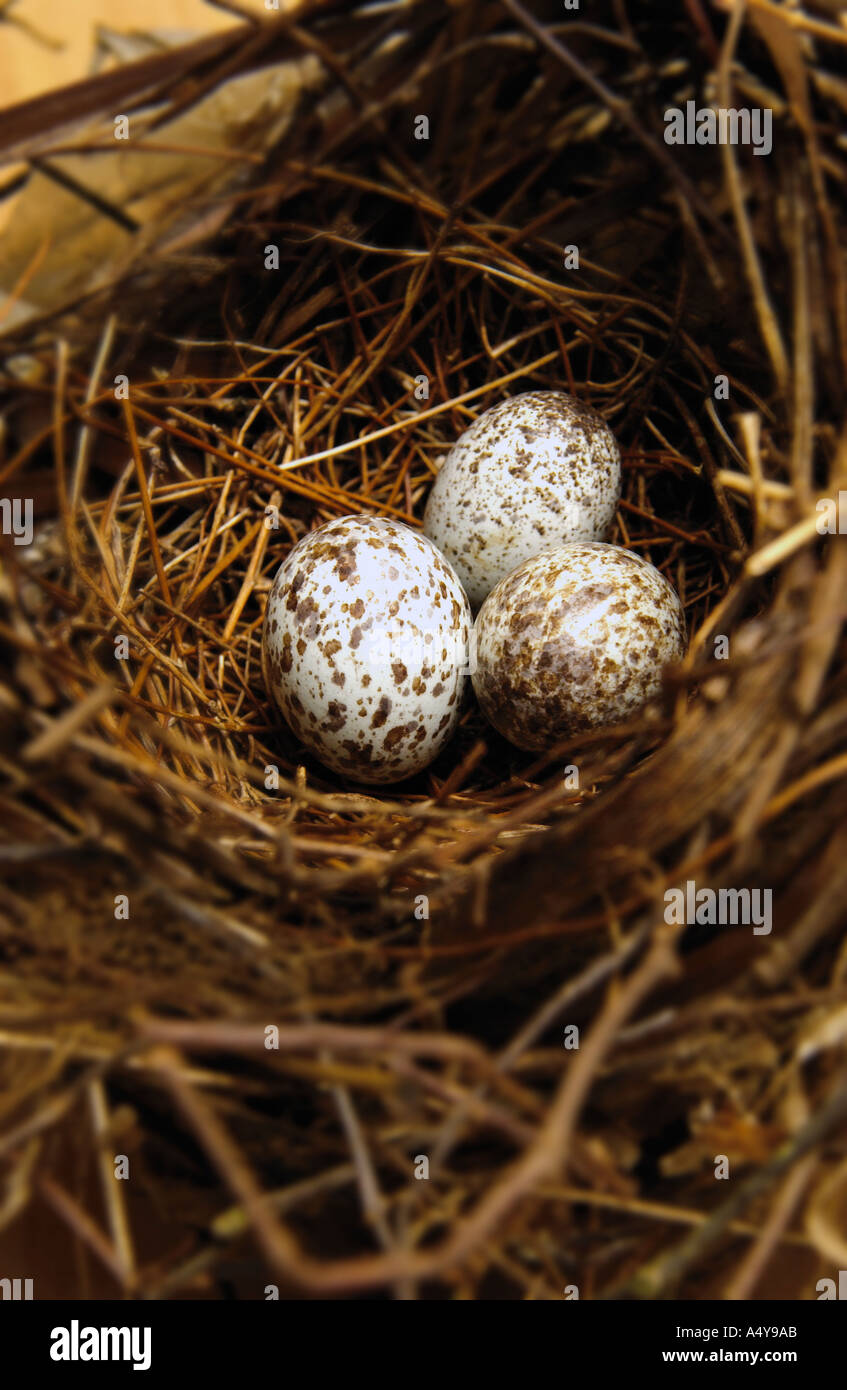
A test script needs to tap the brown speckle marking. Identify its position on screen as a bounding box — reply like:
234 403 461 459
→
371 696 391 729
286 569 307 611
324 701 347 733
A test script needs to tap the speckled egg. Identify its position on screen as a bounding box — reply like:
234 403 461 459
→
262 515 472 783
423 391 621 608
471 542 686 750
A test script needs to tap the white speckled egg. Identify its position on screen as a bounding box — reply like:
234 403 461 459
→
423 391 621 608
262 515 471 783
472 542 686 750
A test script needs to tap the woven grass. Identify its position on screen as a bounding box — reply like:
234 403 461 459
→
1 0 847 1299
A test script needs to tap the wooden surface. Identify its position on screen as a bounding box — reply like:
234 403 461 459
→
0 0 316 328
0 0 269 108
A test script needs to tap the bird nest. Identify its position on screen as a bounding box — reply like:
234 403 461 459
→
1 0 847 1300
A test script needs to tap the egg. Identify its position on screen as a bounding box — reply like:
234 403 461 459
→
471 542 686 750
262 514 472 783
423 391 621 607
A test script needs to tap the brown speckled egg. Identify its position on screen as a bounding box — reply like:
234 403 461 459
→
423 391 621 607
262 515 471 783
471 542 686 750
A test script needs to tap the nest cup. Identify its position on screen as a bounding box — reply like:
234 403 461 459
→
1 1 847 1300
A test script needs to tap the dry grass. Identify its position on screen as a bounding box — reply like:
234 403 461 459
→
1 0 846 1299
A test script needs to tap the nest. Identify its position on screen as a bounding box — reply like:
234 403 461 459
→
2 0 847 1300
